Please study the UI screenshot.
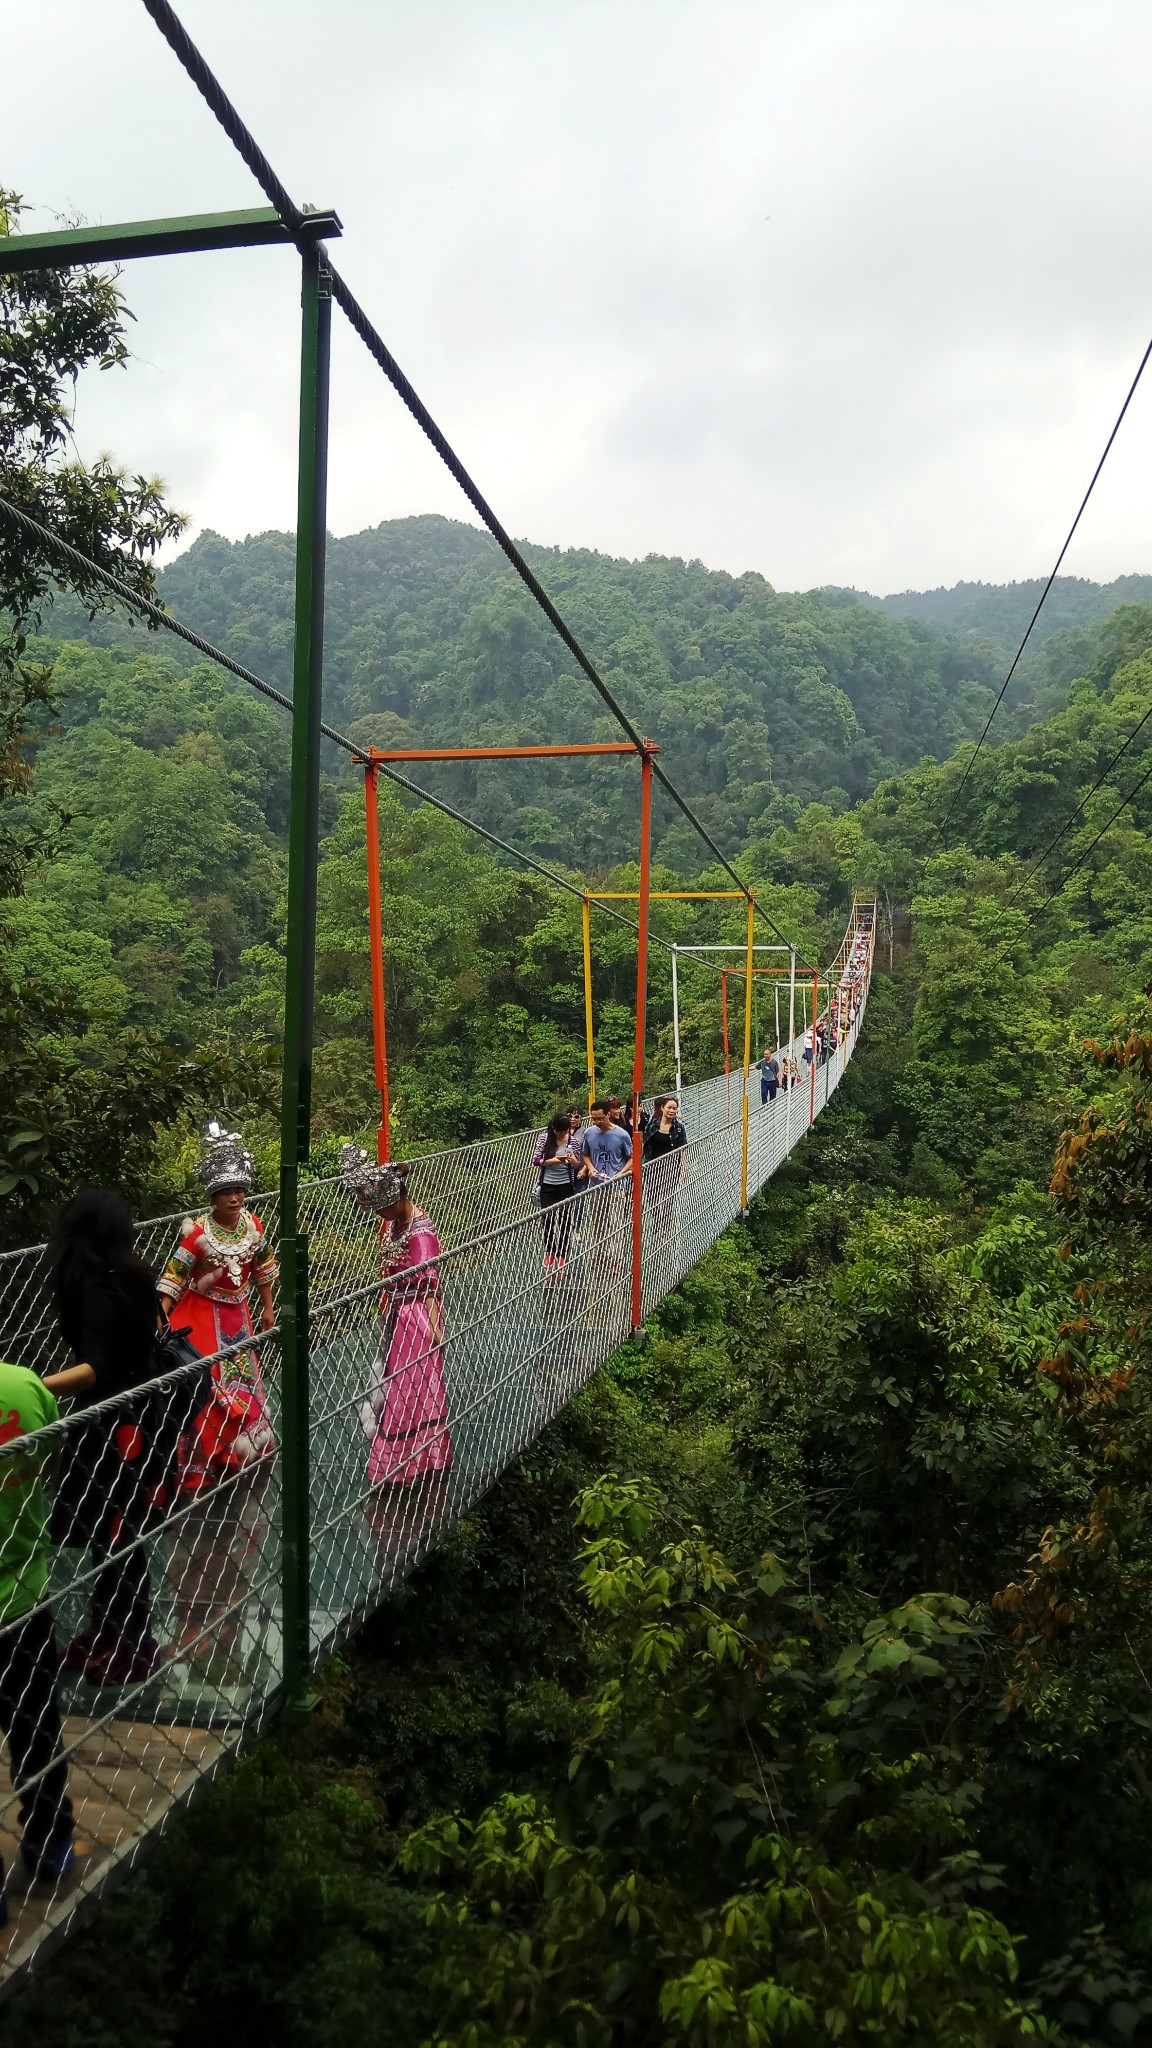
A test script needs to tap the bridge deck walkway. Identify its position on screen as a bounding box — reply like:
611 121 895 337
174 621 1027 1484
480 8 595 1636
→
0 903 874 1988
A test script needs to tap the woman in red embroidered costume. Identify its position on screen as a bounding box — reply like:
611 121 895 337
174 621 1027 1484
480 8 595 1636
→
340 1147 452 1492
157 1124 277 1493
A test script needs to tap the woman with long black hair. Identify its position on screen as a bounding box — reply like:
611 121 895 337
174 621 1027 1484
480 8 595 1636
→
533 1112 583 1274
44 1190 165 1688
643 1096 687 1291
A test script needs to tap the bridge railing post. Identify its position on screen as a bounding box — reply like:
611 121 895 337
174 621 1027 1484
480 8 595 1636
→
630 749 653 1330
280 239 331 1716
740 894 755 1212
582 893 596 1105
363 759 392 1162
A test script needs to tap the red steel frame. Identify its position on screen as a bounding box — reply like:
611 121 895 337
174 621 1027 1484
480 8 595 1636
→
359 740 659 1328
630 752 654 1328
363 761 391 1164
809 970 820 1126
360 743 639 762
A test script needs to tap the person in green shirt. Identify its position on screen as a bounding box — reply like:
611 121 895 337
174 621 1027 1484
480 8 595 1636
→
0 1358 75 1909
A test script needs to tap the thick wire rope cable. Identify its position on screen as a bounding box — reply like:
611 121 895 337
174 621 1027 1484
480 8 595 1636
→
1007 694 1152 904
935 330 1152 843
135 0 815 966
960 752 1152 979
1022 752 1152 930
0 493 734 980
0 496 329 727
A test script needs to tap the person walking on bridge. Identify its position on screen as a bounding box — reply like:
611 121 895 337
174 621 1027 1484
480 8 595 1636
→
341 1150 452 1498
643 1095 686 1293
756 1047 780 1106
645 1095 686 1161
624 1094 651 1140
534 1113 583 1274
158 1126 277 1704
44 1192 167 1690
578 1099 633 1185
0 1356 74 1897
577 1099 633 1280
158 1124 277 1493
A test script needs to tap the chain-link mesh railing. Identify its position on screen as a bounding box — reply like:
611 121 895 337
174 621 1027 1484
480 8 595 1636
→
0 905 874 1985
0 1330 284 1976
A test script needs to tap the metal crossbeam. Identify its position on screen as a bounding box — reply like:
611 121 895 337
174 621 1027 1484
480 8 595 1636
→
0 208 342 271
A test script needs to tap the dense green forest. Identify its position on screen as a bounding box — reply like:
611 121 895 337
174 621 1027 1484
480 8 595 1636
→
8 524 1147 1215
53 514 1012 872
868 573 1152 738
6 196 1152 2045
10 572 1152 1207
878 570 1152 649
9 597 1152 2043
0 525 1006 1217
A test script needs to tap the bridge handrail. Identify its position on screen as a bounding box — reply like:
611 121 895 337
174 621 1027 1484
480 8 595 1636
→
0 900 874 1988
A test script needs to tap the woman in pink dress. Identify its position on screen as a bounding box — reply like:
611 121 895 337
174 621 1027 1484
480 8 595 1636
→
340 1148 452 1490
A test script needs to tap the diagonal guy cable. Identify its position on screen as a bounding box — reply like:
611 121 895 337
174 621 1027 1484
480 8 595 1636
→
980 751 1152 978
1024 751 1152 929
135 0 816 967
1008 695 1152 905
935 328 1152 843
0 493 734 978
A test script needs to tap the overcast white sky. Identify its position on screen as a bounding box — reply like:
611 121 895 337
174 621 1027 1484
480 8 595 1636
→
7 0 1152 593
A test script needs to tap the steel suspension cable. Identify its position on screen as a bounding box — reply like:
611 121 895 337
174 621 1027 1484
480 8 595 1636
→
971 757 1152 981
139 0 304 230
136 0 815 966
0 495 333 730
0 493 736 977
935 328 1152 843
1008 695 1152 905
1023 752 1152 930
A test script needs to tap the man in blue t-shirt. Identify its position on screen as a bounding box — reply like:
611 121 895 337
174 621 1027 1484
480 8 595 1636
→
579 1099 633 1182
578 1100 633 1267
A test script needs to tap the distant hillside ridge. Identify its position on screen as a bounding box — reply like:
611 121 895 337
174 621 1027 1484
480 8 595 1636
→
42 516 1152 870
144 515 1012 869
874 572 1152 651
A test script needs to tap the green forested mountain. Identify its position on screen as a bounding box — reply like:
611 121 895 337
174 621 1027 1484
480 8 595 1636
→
14 622 1152 2038
867 570 1152 737
113 516 1011 868
2 629 833 1175
878 569 1152 648
1 512 1041 1194
10 203 1152 2043
13 563 1152 1199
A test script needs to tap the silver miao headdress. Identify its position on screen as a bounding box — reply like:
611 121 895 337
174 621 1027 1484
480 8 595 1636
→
339 1142 403 1214
197 1120 256 1197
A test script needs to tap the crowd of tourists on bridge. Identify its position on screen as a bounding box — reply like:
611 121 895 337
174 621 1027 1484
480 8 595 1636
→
530 1094 688 1275
0 924 874 1918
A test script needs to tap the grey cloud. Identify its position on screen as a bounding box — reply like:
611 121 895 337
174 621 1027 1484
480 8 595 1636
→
7 0 1152 591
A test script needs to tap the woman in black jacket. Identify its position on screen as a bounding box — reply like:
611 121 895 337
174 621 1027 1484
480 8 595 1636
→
643 1096 687 1285
643 1095 687 1163
44 1191 164 1688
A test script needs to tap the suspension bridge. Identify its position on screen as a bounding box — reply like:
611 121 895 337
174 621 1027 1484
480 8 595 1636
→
0 898 874 1985
0 0 887 1993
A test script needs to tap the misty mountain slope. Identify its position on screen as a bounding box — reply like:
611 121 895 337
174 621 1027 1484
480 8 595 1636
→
150 518 1006 867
